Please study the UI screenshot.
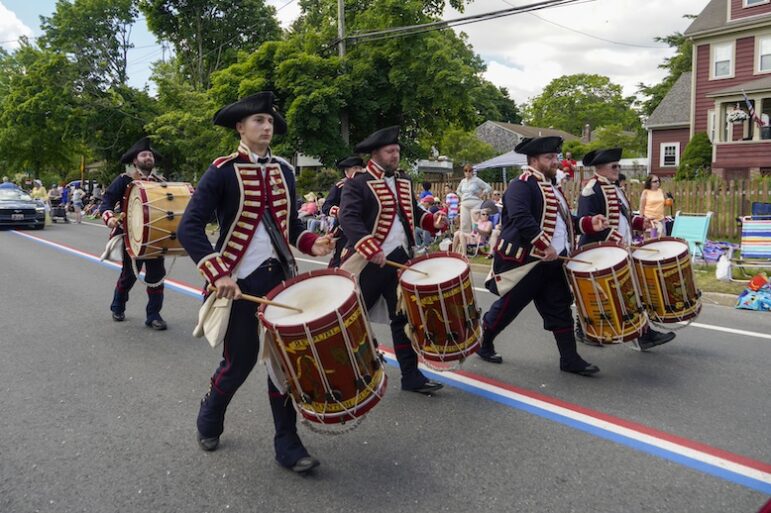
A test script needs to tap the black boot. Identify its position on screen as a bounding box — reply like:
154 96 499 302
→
110 288 128 321
477 329 503 364
554 328 599 376
637 326 675 351
196 386 232 451
268 380 319 473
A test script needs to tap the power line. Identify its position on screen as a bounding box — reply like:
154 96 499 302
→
275 0 298 12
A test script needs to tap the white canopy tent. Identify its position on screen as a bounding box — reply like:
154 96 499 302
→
472 150 527 183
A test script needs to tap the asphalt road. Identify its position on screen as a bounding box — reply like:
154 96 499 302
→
1 222 769 513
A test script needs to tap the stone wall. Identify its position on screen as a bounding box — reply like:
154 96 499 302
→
475 121 520 153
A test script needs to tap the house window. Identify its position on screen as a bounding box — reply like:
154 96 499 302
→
744 0 769 7
660 143 680 168
759 36 771 72
712 42 733 78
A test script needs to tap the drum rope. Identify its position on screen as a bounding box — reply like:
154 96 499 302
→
334 309 384 401
273 331 307 412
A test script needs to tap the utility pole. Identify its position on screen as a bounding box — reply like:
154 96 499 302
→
337 0 349 145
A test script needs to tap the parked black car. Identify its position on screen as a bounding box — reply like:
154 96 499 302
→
0 187 45 230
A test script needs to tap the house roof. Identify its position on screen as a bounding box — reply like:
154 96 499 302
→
488 121 579 141
645 72 693 128
685 0 771 38
706 75 771 97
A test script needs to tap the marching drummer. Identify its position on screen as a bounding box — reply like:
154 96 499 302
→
575 148 675 350
338 126 447 394
477 136 606 376
98 136 168 330
322 155 364 268
177 91 333 473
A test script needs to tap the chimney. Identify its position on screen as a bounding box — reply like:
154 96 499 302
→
582 124 591 143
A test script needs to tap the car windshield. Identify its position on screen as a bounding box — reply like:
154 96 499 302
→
0 189 32 201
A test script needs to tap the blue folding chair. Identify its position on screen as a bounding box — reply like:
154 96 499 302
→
726 211 771 280
671 211 713 261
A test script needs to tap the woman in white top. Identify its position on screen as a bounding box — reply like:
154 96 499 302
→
456 164 492 234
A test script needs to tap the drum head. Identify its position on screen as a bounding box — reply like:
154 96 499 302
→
263 274 355 325
566 246 627 272
400 256 468 285
126 186 145 257
633 240 688 262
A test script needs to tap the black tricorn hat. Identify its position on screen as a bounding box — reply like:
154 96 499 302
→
212 91 287 134
336 155 364 170
120 136 163 164
514 136 563 156
582 147 623 167
354 126 400 153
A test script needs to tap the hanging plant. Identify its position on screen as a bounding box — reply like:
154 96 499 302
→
727 109 749 124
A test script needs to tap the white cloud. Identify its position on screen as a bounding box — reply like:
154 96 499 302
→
0 2 33 50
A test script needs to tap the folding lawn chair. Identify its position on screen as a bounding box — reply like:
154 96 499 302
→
726 210 771 281
670 211 713 261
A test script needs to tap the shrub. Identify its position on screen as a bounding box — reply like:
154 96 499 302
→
676 132 712 180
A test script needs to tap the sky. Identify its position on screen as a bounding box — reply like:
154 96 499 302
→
0 0 708 105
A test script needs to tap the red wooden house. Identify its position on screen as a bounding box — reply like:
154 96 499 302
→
647 0 771 178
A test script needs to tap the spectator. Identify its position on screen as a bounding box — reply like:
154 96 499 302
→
560 152 577 179
617 173 627 189
71 183 86 223
640 175 666 238
443 184 460 227
60 184 71 223
93 183 103 203
419 181 433 200
298 192 318 219
456 164 492 234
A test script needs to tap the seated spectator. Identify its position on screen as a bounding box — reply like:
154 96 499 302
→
298 192 318 221
419 181 433 200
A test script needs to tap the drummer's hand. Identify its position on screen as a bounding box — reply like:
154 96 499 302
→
370 251 386 267
107 217 119 229
543 246 558 261
591 214 609 231
311 234 334 256
212 276 242 300
643 217 652 230
433 212 448 230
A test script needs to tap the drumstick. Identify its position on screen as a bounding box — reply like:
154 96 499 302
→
558 256 594 266
385 260 429 276
207 286 303 313
633 247 660 253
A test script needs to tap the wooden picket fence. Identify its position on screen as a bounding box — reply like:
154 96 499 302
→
433 177 771 240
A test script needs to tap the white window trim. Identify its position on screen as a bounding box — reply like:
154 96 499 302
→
744 0 770 7
707 109 717 142
660 142 680 168
710 41 735 80
755 32 771 74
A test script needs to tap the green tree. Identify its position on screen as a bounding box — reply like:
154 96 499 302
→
523 74 641 136
439 127 497 169
586 124 646 157
474 83 521 124
676 132 712 180
637 17 696 116
139 0 282 89
40 0 137 89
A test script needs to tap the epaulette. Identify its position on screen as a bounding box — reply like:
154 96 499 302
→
212 152 239 168
581 179 597 197
273 156 295 175
518 170 533 182
335 179 346 188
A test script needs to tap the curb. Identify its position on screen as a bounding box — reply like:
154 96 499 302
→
469 263 737 308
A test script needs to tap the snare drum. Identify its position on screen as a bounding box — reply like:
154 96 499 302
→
565 242 647 344
398 252 481 365
631 237 701 323
124 180 193 259
259 269 386 425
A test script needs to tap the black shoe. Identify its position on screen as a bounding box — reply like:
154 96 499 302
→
112 311 125 322
560 359 600 376
637 328 675 351
197 433 220 451
403 380 444 394
477 345 503 363
289 455 320 474
145 319 168 330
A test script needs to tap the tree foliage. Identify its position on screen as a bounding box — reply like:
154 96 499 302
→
438 127 497 168
523 74 641 136
637 18 695 117
676 132 712 180
40 0 137 89
139 0 282 89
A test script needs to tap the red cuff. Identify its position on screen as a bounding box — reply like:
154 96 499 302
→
329 205 340 218
632 216 645 232
530 231 551 251
420 212 437 233
297 231 318 255
355 235 381 260
579 216 595 235
198 254 231 284
102 210 115 226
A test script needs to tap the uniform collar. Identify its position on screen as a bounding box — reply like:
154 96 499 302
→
238 141 273 163
367 160 385 179
593 172 613 185
523 166 550 184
